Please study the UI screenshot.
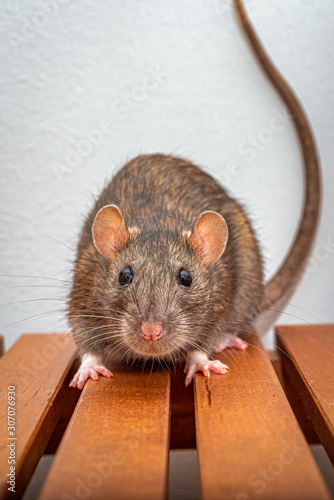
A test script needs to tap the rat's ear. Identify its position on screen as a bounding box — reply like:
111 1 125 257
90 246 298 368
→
92 204 129 260
189 211 228 264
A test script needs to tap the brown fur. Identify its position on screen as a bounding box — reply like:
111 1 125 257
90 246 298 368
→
68 154 264 365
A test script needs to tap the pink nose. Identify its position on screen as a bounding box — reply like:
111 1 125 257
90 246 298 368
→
141 322 163 341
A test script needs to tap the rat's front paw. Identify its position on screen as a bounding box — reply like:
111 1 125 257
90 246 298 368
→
184 351 229 386
69 353 113 390
69 365 113 390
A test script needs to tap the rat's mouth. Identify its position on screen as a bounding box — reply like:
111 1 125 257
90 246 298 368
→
123 334 186 359
130 339 174 357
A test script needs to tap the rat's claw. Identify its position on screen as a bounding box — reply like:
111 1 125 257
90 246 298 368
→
207 360 229 374
201 364 210 377
184 351 229 386
184 363 199 386
69 354 113 390
94 366 113 378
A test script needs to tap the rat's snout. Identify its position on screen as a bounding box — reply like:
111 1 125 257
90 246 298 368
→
141 322 163 341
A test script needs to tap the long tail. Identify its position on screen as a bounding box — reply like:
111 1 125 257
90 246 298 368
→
234 0 321 311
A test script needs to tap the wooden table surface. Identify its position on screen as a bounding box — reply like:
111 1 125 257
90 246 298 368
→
0 327 332 500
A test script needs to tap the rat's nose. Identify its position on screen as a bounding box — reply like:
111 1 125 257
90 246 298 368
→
141 322 163 341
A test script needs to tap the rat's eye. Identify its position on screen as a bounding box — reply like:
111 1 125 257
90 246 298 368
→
118 267 133 286
178 268 192 287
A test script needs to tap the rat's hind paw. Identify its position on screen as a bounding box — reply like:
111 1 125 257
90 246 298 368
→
214 335 248 353
184 351 229 387
69 353 113 390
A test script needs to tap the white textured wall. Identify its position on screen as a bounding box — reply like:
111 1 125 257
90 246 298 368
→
1 0 333 351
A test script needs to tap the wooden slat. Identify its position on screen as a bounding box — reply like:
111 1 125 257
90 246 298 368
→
268 349 319 444
39 365 170 500
276 324 334 465
0 334 76 500
194 332 331 500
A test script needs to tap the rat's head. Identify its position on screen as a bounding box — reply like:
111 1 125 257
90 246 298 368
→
91 204 229 363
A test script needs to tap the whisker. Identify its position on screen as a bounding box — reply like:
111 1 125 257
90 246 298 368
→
2 308 66 329
40 233 76 252
265 309 315 325
0 284 68 290
0 274 71 283
9 298 65 305
287 303 321 322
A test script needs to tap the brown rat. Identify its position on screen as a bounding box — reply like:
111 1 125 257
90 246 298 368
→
68 0 321 389
68 154 264 388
